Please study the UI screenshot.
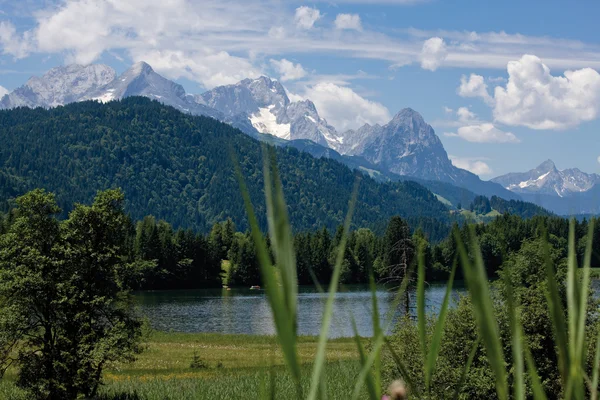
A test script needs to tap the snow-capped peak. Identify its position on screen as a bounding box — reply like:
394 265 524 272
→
492 160 600 197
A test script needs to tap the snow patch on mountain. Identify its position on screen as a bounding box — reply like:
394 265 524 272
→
250 106 291 139
493 160 600 197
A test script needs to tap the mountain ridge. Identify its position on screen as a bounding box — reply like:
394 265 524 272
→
0 62 520 202
492 159 600 198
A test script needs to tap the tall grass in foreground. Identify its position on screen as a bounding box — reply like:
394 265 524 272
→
236 146 600 399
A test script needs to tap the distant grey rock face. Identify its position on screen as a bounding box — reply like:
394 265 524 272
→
201 76 341 147
0 62 514 199
492 159 600 197
342 109 460 181
84 62 223 120
0 64 116 109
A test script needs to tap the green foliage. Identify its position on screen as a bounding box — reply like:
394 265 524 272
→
470 195 492 214
0 189 143 400
0 97 450 235
383 229 600 399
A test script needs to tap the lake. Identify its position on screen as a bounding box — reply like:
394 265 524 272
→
135 283 467 338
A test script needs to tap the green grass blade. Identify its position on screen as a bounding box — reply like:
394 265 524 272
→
591 326 600 400
263 147 298 325
565 220 585 400
454 228 508 400
369 270 382 398
416 244 427 388
524 342 549 400
351 317 379 400
307 178 359 400
576 220 595 363
384 337 421 398
540 227 569 385
425 257 457 390
351 264 418 399
504 266 524 400
452 335 480 400
232 151 302 391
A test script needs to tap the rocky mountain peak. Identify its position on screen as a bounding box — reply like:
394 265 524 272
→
390 107 425 124
492 160 600 197
129 61 154 76
1 64 116 109
536 159 557 172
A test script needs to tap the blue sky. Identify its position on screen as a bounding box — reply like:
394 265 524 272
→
1 0 600 178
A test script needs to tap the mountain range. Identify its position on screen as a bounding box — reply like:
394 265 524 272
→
492 160 600 215
0 62 516 201
2 61 598 216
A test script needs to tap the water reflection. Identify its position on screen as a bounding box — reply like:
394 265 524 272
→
135 283 466 338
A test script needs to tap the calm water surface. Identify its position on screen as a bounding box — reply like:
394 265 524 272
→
135 284 466 338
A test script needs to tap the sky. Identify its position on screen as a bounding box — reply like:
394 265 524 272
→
0 0 599 179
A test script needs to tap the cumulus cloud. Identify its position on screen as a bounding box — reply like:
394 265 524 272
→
445 107 520 143
0 21 33 58
303 82 391 131
420 37 446 71
295 6 321 30
458 74 494 105
456 106 477 123
334 14 362 31
449 156 493 176
270 59 307 82
0 85 8 98
443 106 453 114
129 48 261 89
492 54 600 129
445 124 519 143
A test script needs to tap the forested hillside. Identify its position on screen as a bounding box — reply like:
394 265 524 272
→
0 97 452 233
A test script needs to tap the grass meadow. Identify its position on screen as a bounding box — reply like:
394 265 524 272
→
0 332 366 399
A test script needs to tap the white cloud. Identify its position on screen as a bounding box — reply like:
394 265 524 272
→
443 106 453 114
445 123 519 144
268 26 286 40
295 6 321 30
449 156 493 176
419 37 446 71
313 0 426 3
456 106 477 123
458 74 493 105
445 107 519 143
270 59 306 82
0 21 33 58
492 54 600 129
334 14 362 31
129 48 261 89
597 156 600 165
0 85 8 98
303 82 391 131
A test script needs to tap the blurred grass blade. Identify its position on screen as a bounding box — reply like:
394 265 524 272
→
369 270 382 398
232 149 302 392
351 317 379 400
263 146 298 328
504 266 524 400
383 337 420 398
351 265 417 400
452 335 480 400
565 219 585 400
524 343 548 400
307 178 359 400
425 257 457 390
454 227 508 400
576 220 595 365
540 227 569 385
416 244 427 388
591 327 600 400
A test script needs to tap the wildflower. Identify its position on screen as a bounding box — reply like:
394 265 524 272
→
387 380 407 400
